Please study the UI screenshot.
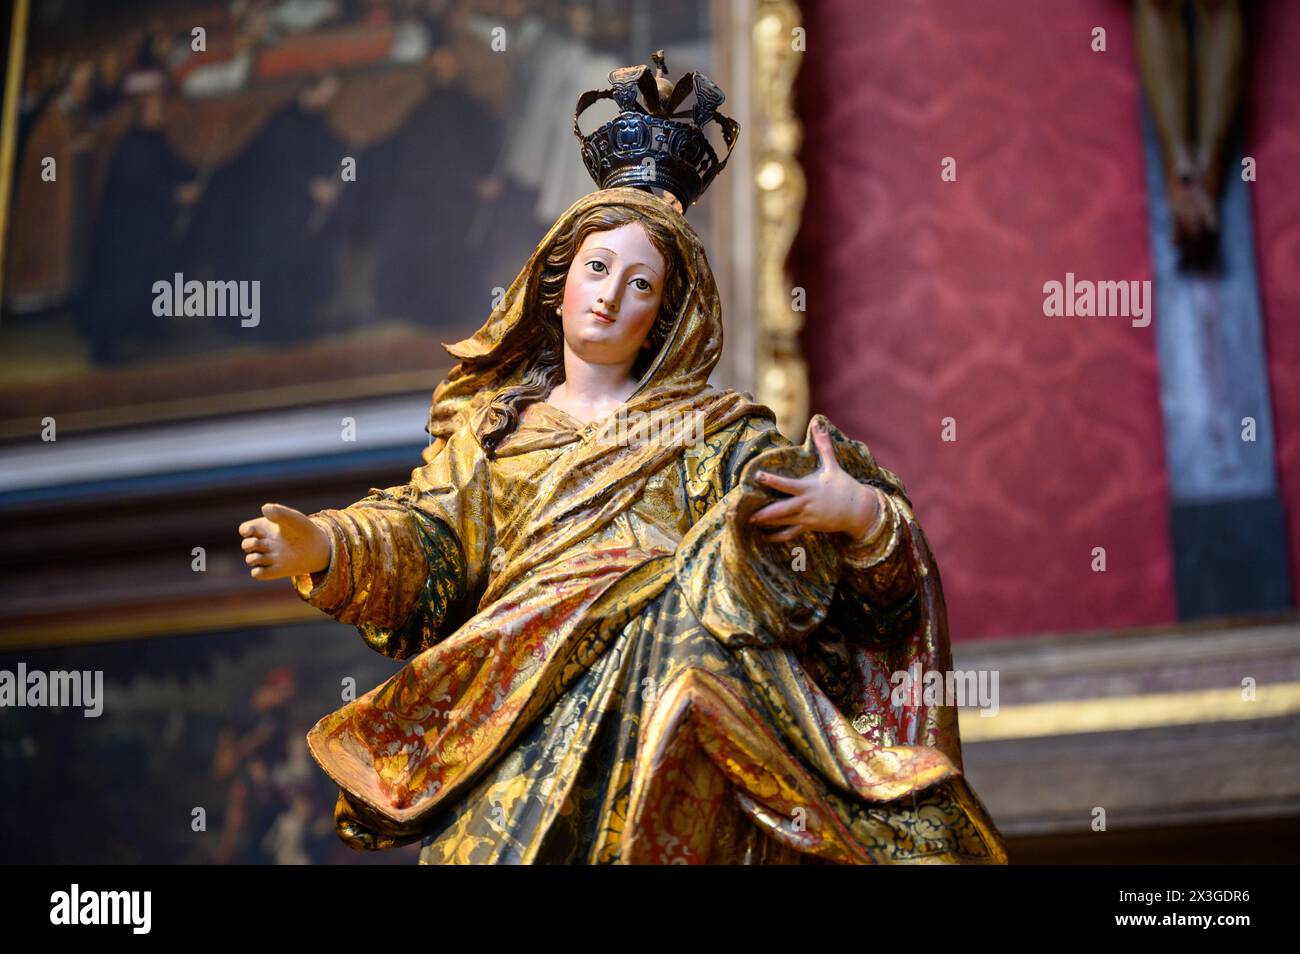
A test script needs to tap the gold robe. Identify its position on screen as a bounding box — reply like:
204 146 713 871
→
291 188 1009 864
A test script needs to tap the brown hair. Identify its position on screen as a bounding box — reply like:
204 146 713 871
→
477 204 689 456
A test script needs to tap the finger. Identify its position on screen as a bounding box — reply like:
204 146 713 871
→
755 512 808 528
245 552 273 567
812 424 838 471
238 520 264 538
755 471 807 494
751 497 806 524
762 525 804 544
262 502 296 524
241 537 271 554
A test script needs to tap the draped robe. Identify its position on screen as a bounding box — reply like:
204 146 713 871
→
291 188 1009 864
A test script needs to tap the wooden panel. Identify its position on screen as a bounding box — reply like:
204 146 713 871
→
954 619 1300 847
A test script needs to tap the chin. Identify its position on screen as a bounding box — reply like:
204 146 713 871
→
571 330 609 349
568 339 636 364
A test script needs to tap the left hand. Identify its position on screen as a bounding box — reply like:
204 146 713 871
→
749 423 883 544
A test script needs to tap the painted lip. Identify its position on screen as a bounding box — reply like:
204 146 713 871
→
591 309 615 324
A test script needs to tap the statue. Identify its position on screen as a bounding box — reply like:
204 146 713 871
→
1135 0 1245 267
237 53 1008 865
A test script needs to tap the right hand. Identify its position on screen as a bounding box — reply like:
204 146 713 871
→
238 503 331 581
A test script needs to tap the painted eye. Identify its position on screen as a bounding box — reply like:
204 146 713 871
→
633 278 652 292
588 260 607 273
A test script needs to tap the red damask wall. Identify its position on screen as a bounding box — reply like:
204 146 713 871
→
792 0 1299 641
1250 0 1300 624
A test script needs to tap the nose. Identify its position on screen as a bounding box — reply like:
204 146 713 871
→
597 275 622 311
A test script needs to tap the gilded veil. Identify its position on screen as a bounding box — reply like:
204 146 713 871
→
291 186 1009 864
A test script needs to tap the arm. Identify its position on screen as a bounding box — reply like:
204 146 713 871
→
750 421 918 609
290 498 468 660
833 486 923 648
682 415 959 766
237 408 492 658
838 485 917 606
674 415 920 650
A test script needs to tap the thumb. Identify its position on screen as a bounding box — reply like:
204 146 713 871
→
811 422 838 471
261 502 301 525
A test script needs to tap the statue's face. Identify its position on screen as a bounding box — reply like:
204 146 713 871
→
559 223 667 368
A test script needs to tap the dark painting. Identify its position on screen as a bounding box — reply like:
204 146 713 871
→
1 0 711 431
0 621 416 864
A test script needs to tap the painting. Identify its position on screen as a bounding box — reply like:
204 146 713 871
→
0 0 779 438
0 619 419 864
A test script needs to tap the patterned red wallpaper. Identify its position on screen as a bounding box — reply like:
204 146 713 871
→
791 0 1177 640
1249 0 1300 619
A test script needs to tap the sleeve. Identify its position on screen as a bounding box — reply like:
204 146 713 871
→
675 413 962 767
836 484 920 631
674 413 920 651
796 489 923 674
290 404 494 659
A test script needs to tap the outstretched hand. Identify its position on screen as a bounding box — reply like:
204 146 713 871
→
238 503 331 581
748 423 883 544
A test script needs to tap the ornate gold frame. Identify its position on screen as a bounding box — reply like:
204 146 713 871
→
709 0 808 437
750 0 809 436
0 0 30 303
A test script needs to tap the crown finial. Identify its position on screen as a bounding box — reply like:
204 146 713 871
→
651 51 673 104
573 52 740 211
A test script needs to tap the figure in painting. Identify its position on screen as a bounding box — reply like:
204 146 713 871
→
238 53 1008 864
81 71 194 365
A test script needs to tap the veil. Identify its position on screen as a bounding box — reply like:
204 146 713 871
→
424 186 730 449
